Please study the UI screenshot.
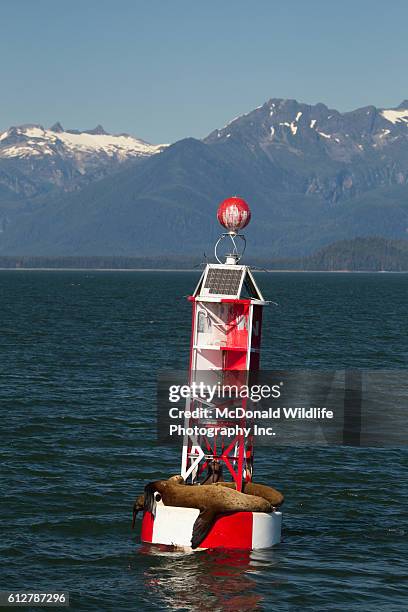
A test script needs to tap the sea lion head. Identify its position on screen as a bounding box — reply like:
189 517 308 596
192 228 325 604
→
167 475 184 484
131 494 146 529
212 461 223 478
144 480 169 517
133 494 145 514
201 459 224 484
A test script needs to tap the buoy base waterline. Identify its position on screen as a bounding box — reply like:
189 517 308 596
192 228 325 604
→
141 503 282 550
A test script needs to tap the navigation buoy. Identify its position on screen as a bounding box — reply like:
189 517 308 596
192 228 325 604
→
135 197 283 550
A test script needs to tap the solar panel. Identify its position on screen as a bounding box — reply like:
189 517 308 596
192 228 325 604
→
204 267 243 296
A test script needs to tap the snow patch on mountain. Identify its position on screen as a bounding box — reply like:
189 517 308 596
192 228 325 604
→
318 131 331 139
279 121 298 135
381 109 408 124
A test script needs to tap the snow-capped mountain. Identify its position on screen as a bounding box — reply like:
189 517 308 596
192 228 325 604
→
1 99 408 257
205 99 408 203
206 98 408 155
0 123 166 197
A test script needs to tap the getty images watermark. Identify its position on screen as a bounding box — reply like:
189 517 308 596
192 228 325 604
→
157 370 408 447
167 381 333 438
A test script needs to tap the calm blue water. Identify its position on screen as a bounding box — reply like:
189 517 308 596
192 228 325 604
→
0 271 407 611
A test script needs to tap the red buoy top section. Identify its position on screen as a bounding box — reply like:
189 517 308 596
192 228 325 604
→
217 197 251 232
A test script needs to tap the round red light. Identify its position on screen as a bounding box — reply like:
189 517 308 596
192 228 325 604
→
217 197 251 232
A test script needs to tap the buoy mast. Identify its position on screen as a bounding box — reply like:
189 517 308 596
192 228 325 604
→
182 197 267 491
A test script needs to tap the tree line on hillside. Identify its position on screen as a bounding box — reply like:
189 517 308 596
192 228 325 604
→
0 237 407 271
284 237 408 271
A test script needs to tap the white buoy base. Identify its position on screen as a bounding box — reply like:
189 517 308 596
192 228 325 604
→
141 503 282 550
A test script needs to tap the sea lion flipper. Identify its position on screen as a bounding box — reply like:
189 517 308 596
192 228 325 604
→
191 508 216 549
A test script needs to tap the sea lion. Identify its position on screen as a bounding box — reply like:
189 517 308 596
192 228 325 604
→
132 475 184 527
201 459 224 484
167 475 185 484
144 479 272 549
216 481 284 508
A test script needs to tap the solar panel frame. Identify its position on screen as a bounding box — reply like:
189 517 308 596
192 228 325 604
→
200 265 245 298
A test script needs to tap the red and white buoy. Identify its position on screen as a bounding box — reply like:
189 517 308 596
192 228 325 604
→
141 197 282 549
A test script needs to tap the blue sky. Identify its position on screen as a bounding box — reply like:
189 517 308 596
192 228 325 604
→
1 0 407 143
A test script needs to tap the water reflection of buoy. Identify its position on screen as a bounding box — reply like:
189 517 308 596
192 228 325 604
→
140 547 263 611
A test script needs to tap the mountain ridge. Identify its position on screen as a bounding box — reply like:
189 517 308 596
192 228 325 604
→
205 98 408 204
0 122 166 198
1 97 408 256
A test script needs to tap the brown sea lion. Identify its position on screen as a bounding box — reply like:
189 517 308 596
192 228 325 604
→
201 459 224 484
216 481 284 508
132 475 184 527
144 479 272 549
132 475 284 527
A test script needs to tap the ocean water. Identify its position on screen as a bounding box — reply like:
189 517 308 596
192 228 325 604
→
0 271 407 611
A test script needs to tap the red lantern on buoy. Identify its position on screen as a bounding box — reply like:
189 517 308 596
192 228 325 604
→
217 197 251 233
